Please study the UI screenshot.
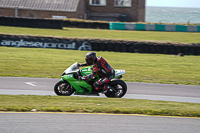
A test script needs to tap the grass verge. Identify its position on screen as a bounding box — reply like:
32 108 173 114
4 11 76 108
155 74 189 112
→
0 47 200 85
0 26 200 43
0 95 200 117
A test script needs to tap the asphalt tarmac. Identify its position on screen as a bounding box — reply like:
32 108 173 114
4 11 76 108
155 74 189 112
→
0 77 200 103
0 112 199 133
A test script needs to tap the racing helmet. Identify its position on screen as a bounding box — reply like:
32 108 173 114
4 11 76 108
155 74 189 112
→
85 52 97 65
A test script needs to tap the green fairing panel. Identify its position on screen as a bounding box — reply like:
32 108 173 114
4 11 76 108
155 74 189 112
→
81 66 93 76
62 74 75 81
62 74 92 95
81 67 100 80
70 80 92 95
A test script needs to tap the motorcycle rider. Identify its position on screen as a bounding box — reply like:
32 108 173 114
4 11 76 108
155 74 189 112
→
78 52 115 93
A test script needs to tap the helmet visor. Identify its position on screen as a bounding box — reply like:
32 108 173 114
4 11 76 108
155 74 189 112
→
85 57 93 65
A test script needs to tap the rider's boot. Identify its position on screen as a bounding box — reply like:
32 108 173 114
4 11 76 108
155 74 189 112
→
95 86 107 94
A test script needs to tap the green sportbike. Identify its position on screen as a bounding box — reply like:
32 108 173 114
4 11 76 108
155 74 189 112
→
54 62 127 98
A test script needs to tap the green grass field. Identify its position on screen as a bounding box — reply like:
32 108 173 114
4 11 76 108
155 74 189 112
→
0 47 199 85
0 26 200 44
1 95 200 117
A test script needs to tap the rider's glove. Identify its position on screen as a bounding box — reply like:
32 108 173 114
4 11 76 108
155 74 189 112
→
77 63 82 67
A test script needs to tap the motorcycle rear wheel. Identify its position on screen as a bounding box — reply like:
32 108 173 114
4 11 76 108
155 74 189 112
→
105 80 127 98
54 80 75 96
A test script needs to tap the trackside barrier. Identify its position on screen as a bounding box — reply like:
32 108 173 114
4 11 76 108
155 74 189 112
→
0 34 200 55
110 23 200 32
0 16 110 29
110 23 125 30
135 24 145 30
63 21 109 29
0 16 63 29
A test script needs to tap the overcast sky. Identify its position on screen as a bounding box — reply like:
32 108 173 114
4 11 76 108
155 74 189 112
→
146 0 200 8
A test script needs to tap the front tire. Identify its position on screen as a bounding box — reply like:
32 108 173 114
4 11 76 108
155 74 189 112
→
105 80 127 98
54 80 75 96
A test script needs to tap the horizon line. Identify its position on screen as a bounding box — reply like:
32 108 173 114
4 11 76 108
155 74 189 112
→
146 6 200 9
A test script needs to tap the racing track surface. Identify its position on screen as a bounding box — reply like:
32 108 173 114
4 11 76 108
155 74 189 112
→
0 112 199 133
0 77 200 103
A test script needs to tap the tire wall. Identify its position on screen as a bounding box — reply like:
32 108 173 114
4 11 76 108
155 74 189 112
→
0 34 199 55
63 21 109 29
0 16 110 29
0 16 63 29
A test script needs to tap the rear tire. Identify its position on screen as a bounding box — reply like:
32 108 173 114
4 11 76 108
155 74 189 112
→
54 80 75 96
105 80 127 98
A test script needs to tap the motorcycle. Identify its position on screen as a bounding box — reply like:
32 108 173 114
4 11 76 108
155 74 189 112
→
54 62 127 98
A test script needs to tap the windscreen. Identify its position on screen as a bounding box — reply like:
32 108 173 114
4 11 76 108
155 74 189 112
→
64 62 79 74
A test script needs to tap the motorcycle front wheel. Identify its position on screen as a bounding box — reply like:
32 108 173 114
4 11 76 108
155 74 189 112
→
105 80 127 98
54 80 75 96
